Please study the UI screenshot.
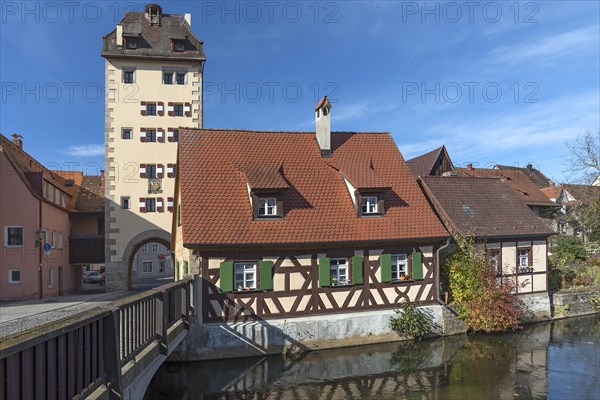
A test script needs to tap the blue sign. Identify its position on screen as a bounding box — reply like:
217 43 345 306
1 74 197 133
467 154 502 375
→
43 243 51 254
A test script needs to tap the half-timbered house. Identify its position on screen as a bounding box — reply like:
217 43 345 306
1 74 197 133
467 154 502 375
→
173 98 450 322
418 176 555 294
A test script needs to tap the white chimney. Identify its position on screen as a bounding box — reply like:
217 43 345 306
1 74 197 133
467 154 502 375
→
315 96 332 157
184 13 191 26
11 134 23 149
116 24 123 47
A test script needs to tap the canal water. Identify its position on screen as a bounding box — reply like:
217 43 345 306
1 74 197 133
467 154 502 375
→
145 315 600 399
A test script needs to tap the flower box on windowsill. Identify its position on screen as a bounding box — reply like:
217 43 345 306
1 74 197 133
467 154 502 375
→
518 266 534 274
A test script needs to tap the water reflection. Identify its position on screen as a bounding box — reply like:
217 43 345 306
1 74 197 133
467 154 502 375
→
146 315 600 400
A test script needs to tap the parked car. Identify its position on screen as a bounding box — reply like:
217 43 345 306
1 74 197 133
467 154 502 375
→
84 271 101 284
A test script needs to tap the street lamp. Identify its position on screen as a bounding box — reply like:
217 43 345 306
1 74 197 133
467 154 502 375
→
36 229 45 299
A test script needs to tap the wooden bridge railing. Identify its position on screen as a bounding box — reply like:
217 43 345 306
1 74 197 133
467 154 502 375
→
0 277 195 400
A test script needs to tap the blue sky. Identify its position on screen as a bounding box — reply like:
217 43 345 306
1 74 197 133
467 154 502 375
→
1 1 599 183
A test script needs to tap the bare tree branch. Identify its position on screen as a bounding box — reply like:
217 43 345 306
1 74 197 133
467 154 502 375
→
564 130 600 184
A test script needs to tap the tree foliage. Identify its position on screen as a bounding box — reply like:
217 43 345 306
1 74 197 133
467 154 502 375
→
551 236 587 267
446 236 524 332
565 130 600 185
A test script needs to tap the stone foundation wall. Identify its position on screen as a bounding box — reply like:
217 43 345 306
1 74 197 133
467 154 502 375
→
170 305 467 362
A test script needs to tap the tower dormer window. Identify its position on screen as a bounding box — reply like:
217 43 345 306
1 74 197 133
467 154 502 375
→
173 40 185 52
125 37 137 49
146 4 162 25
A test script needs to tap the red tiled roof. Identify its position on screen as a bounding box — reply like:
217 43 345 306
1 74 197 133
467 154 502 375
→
495 164 552 188
419 176 555 239
52 171 104 213
540 185 562 200
0 134 72 203
238 162 289 191
456 167 557 207
329 158 391 190
178 129 449 246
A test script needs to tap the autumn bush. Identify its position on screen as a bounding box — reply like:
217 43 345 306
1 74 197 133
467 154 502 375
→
446 236 524 332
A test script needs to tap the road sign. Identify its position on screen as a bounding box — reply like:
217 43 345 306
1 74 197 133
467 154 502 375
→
43 243 51 256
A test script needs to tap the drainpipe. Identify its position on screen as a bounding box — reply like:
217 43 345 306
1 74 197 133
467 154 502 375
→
38 198 43 299
435 238 452 305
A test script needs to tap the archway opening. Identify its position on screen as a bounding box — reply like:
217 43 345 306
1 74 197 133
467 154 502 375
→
129 239 173 290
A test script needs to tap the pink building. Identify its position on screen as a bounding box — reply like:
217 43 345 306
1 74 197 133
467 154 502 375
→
0 134 83 299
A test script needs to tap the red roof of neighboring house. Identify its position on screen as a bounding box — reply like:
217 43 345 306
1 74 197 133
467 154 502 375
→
495 164 552 188
53 170 104 213
406 146 448 178
419 176 555 239
0 134 72 205
178 129 449 247
540 185 562 200
456 167 557 207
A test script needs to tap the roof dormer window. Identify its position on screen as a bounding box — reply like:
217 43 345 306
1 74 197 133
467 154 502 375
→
125 37 138 49
357 192 385 217
172 39 185 52
361 196 378 214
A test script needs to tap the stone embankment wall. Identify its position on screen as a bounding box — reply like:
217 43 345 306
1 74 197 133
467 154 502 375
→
552 287 600 319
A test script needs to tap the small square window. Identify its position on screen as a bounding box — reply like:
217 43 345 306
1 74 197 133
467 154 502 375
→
258 198 277 216
142 261 153 273
173 104 184 117
145 198 156 212
141 244 148 253
146 103 157 116
176 73 185 85
8 269 21 284
234 262 256 290
123 70 135 84
121 196 130 209
4 226 23 247
361 196 378 214
146 129 157 142
152 243 159 252
122 128 132 140
518 249 530 267
163 72 173 85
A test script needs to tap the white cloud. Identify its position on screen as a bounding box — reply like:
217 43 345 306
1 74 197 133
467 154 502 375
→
65 144 104 157
487 26 598 65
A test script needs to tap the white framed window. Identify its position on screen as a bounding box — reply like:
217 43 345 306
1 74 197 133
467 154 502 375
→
48 268 54 288
518 249 530 267
258 198 277 216
121 196 130 209
122 128 133 140
51 231 56 248
8 269 21 284
330 258 348 286
4 226 23 247
152 243 158 252
142 261 153 273
61 193 66 208
176 72 186 85
361 196 378 214
58 232 63 249
234 262 256 290
141 244 148 253
48 185 54 202
391 254 408 281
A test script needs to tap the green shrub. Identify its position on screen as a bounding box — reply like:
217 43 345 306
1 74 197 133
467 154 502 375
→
389 302 435 340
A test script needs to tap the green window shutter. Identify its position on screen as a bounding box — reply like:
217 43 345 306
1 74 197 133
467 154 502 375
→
183 260 188 275
352 256 363 285
318 257 330 287
412 251 423 280
219 261 233 292
380 254 392 283
259 260 273 290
